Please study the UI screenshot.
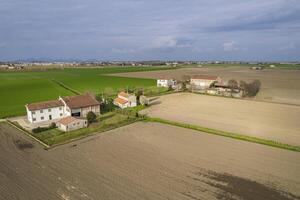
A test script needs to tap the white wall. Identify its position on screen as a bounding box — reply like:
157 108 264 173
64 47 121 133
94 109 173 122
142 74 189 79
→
116 94 137 109
157 79 168 87
128 95 137 107
58 119 87 132
190 79 216 89
157 79 176 87
28 106 65 123
81 105 100 117
26 107 33 123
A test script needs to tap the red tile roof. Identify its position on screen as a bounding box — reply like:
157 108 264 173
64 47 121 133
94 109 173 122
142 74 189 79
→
26 100 64 111
57 116 77 126
158 77 175 80
191 75 219 80
118 92 130 99
62 94 100 109
114 97 128 105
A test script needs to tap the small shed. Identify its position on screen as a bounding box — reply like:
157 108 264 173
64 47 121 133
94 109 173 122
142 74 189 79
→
57 116 87 132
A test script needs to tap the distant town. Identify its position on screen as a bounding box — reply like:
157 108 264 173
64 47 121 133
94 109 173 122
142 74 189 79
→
1 60 299 70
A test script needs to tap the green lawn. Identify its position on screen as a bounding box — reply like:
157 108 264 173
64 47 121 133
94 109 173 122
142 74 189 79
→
0 67 168 118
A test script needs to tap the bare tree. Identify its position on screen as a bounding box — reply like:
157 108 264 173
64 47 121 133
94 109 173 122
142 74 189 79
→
239 80 261 97
181 75 191 82
228 79 239 90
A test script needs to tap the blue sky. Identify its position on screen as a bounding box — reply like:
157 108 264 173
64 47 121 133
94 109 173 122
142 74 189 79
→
0 0 299 61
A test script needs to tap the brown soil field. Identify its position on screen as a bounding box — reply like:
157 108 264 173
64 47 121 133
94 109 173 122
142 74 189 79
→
111 67 300 105
140 93 300 146
0 122 300 200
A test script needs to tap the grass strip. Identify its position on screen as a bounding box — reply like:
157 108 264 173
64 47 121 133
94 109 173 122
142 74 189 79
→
51 79 81 95
145 117 300 152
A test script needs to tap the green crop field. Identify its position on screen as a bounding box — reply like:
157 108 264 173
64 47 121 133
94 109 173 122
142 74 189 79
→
0 67 168 118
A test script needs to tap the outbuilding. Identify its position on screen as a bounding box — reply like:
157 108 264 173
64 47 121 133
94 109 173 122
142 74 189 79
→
157 78 177 88
114 92 137 109
56 116 88 132
190 75 221 89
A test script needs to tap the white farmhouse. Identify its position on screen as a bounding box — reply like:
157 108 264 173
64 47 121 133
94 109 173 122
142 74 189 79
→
26 100 65 123
157 78 177 88
25 93 100 124
57 116 87 132
114 92 137 109
190 75 221 89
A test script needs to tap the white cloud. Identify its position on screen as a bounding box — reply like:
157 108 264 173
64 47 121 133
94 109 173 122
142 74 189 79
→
279 43 296 51
111 48 136 54
150 36 178 48
222 41 239 52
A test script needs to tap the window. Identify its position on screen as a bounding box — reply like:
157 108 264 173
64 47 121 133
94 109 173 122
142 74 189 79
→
59 107 62 110
32 111 36 115
40 110 43 113
48 108 51 112
60 113 63 117
41 116 44 120
33 118 36 122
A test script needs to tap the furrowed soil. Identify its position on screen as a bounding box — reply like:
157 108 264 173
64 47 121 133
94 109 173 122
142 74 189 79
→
0 122 299 200
140 93 300 146
110 67 300 105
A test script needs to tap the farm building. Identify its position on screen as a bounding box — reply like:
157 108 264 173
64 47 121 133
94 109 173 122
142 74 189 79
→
190 75 221 89
251 66 263 70
114 92 137 109
57 116 88 132
26 100 65 123
157 78 177 88
25 93 100 123
59 94 100 117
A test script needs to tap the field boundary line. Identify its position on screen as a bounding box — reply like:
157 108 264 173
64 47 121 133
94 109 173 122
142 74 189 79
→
5 120 50 149
51 79 81 95
145 117 300 152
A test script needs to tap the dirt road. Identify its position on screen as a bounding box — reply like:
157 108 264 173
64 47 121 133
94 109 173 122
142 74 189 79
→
0 122 299 200
111 67 300 105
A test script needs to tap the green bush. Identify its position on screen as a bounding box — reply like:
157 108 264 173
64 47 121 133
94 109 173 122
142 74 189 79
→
87 111 97 124
49 122 56 129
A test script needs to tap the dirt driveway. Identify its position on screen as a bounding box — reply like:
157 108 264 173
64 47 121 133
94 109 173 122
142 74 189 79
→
111 67 300 105
140 93 300 146
0 122 300 200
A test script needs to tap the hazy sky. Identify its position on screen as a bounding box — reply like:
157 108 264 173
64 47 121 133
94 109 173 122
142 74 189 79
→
0 0 299 61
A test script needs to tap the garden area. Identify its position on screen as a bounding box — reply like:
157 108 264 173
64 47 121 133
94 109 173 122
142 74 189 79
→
24 104 147 146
